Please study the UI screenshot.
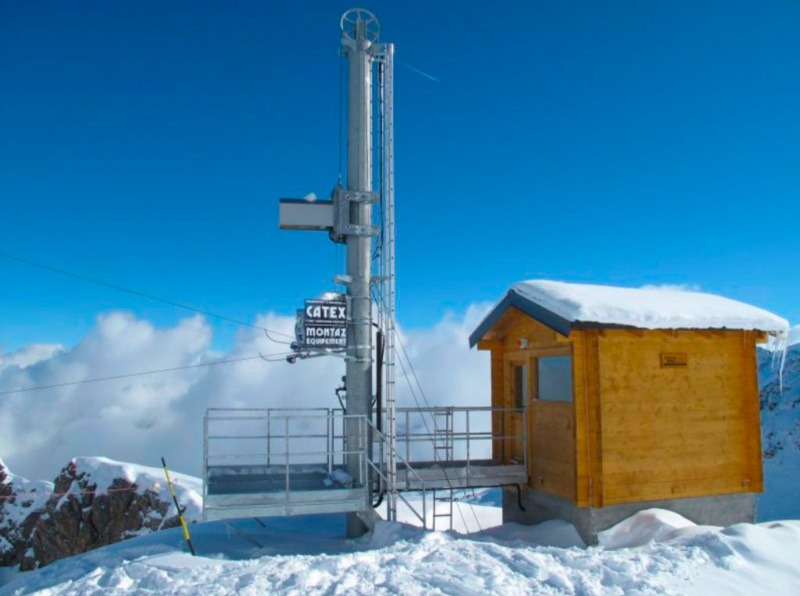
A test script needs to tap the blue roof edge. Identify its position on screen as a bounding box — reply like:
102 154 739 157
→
468 289 573 348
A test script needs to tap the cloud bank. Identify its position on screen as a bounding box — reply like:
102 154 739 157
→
0 305 492 480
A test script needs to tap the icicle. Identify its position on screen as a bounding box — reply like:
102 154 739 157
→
770 329 790 394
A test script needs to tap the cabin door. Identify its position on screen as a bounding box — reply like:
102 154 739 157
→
504 357 530 463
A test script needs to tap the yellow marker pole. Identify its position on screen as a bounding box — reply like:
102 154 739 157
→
161 456 196 556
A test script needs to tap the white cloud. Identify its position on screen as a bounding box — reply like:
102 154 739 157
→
0 306 493 481
396 303 492 409
0 344 64 372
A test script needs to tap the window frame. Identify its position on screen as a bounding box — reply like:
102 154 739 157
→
534 354 574 403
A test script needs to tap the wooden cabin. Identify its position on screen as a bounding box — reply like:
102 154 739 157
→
469 280 789 543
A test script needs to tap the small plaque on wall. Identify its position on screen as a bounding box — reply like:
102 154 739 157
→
661 352 688 367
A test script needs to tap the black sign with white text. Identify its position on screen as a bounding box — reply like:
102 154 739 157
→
300 298 347 348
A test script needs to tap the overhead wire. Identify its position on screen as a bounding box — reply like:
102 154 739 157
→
0 353 300 396
0 252 295 340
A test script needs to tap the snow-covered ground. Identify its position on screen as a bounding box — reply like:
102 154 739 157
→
2 507 799 595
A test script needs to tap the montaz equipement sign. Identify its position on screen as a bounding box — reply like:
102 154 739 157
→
299 298 347 348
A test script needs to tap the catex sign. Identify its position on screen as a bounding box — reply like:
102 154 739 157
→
299 297 347 348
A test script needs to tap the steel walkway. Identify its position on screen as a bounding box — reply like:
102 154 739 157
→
202 406 526 527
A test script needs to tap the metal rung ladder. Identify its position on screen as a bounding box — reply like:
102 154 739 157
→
431 408 455 531
432 487 454 531
433 407 454 462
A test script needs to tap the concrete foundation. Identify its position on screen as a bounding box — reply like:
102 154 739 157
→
503 488 756 545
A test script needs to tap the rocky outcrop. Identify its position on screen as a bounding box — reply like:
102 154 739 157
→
0 458 47 570
25 460 181 570
0 457 200 572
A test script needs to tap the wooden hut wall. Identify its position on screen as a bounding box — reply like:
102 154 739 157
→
583 329 764 506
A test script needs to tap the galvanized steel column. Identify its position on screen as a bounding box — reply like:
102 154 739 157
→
342 9 375 538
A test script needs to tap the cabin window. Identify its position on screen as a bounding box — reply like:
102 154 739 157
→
537 356 573 402
512 364 528 410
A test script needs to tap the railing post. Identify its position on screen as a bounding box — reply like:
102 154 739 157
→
362 417 367 494
202 413 209 505
328 409 333 474
285 416 290 514
465 409 471 485
422 484 427 529
266 409 271 467
341 413 346 467
405 409 410 464
522 405 527 479
501 405 507 464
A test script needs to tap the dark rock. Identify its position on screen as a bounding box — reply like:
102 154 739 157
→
2 458 184 572
0 459 45 569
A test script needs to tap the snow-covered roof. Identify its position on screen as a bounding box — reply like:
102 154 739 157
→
469 280 789 346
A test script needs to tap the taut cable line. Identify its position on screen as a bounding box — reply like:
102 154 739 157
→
0 353 297 396
0 252 295 340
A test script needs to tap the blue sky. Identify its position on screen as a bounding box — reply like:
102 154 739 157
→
1 0 799 351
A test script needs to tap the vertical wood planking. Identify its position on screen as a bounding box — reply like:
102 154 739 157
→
597 330 756 505
584 330 604 507
490 346 504 462
572 331 590 507
741 331 764 491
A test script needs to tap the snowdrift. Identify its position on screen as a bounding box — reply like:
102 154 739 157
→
2 507 799 595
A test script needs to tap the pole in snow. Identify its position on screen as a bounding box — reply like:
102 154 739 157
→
161 456 196 556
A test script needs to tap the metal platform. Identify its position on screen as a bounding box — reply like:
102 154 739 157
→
395 459 525 491
204 464 367 521
202 407 526 527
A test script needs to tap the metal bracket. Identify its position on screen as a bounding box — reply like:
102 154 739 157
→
334 274 353 286
345 224 380 237
346 190 379 203
331 186 380 243
347 344 373 351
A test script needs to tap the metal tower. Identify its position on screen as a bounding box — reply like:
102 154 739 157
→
278 8 397 537
341 7 377 538
207 10 525 536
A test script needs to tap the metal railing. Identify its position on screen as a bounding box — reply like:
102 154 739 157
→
205 407 345 470
203 405 526 527
393 406 526 469
364 418 428 527
204 409 368 508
